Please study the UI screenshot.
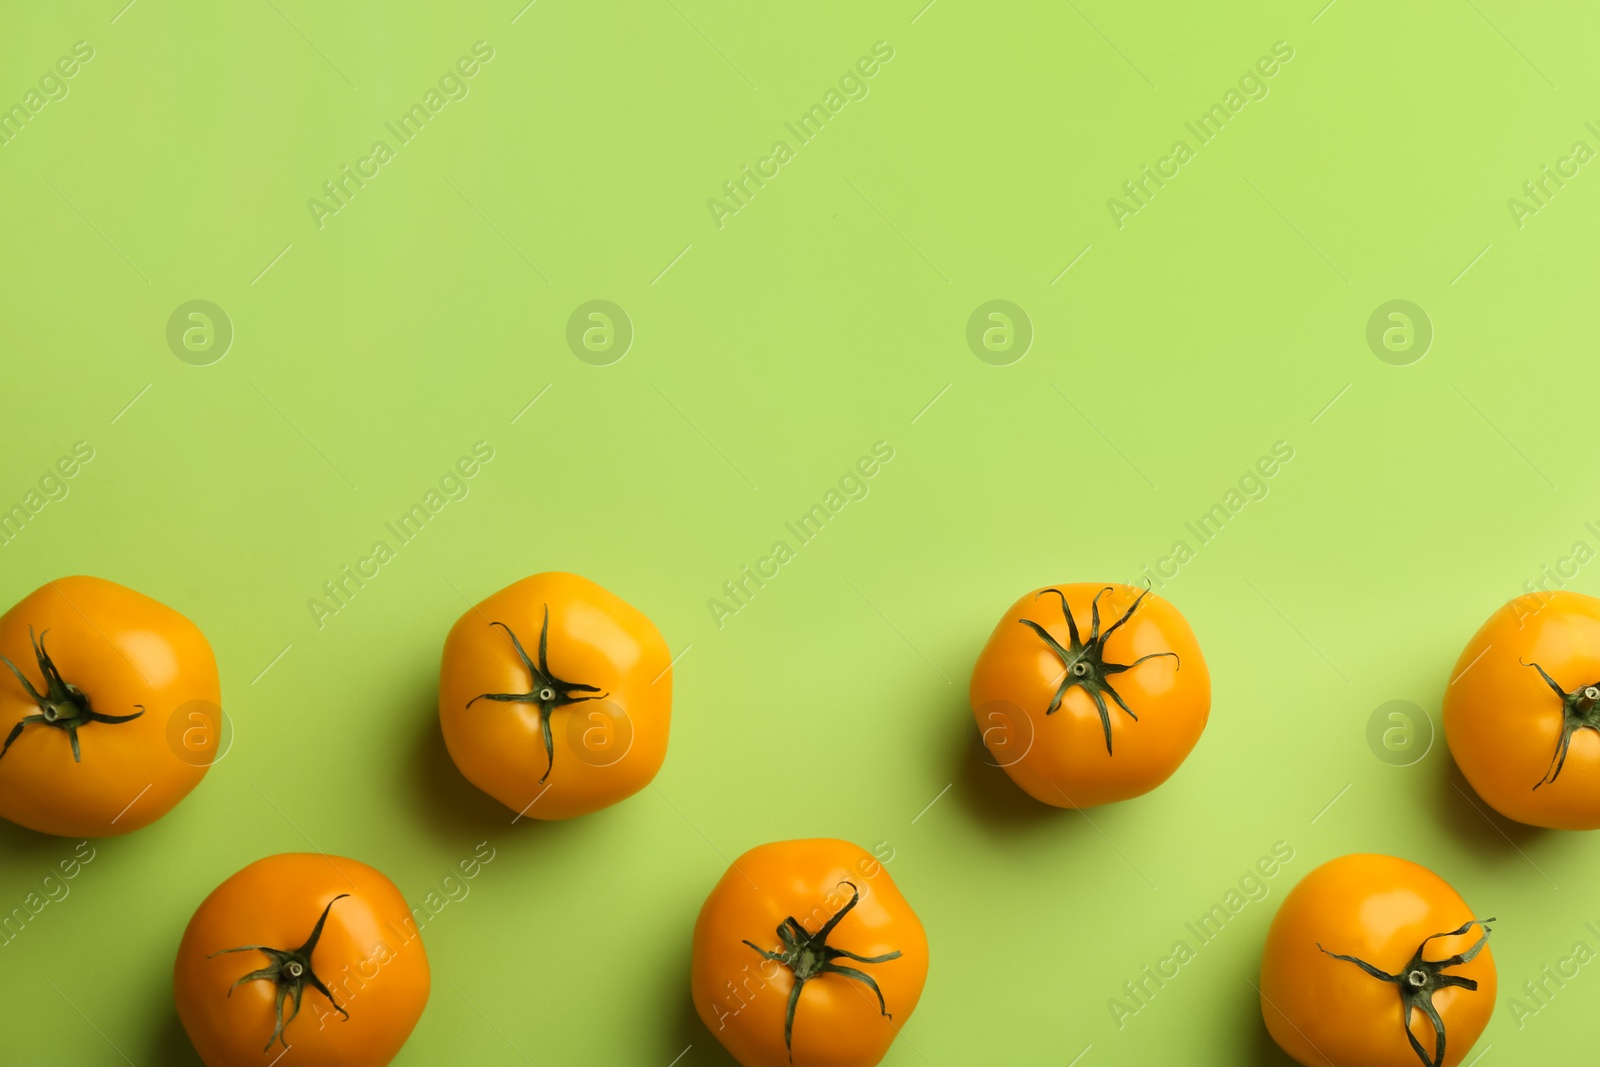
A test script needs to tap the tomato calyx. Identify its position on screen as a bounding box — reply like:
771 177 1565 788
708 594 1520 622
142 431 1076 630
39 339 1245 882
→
211 894 352 1051
741 881 901 1064
0 627 145 764
465 607 607 784
1522 660 1600 789
1317 917 1495 1067
1018 587 1179 754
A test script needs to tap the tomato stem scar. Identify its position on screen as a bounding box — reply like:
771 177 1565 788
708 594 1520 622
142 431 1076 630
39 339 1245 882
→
1317 918 1494 1067
465 605 607 784
210 894 352 1051
1017 586 1179 755
741 882 901 1064
0 626 145 763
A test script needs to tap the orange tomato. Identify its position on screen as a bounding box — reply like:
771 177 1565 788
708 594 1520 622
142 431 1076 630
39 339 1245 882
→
0 575 221 837
438 572 671 820
1260 854 1495 1067
174 853 430 1067
692 839 928 1067
1444 590 1600 829
968 583 1209 807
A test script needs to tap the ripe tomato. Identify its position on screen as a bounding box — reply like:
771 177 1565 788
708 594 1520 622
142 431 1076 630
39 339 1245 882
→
438 572 671 820
0 575 221 837
968 582 1209 807
1444 590 1600 829
692 839 928 1067
174 853 430 1067
1260 854 1495 1067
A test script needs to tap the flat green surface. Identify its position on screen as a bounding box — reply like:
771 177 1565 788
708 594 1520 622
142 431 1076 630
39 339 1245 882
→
1 1 1597 1064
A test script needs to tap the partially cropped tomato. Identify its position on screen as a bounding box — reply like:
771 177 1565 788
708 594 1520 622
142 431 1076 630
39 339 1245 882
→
969 582 1209 807
1444 590 1600 829
692 839 928 1067
438 572 670 820
174 853 430 1067
0 575 221 837
1260 854 1496 1067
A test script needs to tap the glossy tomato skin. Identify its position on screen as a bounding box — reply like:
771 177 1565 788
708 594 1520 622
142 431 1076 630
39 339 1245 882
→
1260 854 1495 1067
438 572 671 820
969 583 1209 808
0 576 221 837
174 853 430 1067
1445 591 1600 829
692 839 928 1067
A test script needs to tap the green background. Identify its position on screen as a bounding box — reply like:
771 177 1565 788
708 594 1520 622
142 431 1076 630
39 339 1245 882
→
2 0 1596 1063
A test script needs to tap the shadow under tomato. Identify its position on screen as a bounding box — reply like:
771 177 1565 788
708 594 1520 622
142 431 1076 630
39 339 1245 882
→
404 690 520 844
146 1005 204 1066
946 692 1074 833
1427 747 1547 854
1247 1015 1301 1066
0 809 75 864
670 990 740 1067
